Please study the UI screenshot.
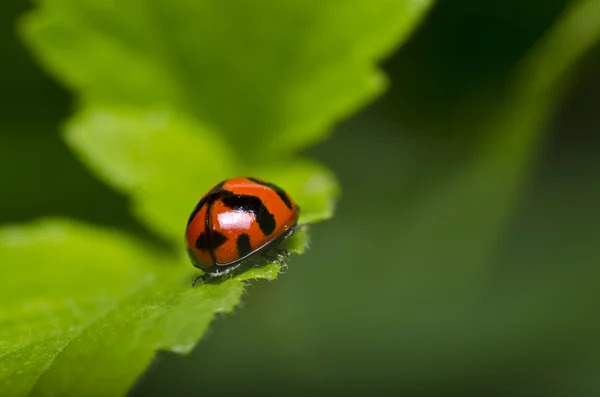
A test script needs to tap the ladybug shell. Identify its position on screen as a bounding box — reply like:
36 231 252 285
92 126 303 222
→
186 177 299 272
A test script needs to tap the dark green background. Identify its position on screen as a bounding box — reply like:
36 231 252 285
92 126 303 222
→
2 0 599 395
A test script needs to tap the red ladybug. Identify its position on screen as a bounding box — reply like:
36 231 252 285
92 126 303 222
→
186 177 300 282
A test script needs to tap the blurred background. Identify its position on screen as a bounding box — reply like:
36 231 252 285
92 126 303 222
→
2 0 600 396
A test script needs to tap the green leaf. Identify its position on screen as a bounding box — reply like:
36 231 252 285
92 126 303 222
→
0 219 307 397
22 0 434 157
11 0 436 395
64 104 340 242
0 220 164 396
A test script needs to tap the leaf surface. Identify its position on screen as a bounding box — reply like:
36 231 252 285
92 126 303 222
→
0 220 307 396
9 0 437 395
23 0 434 157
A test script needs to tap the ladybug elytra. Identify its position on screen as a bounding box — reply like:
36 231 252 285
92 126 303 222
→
186 177 299 282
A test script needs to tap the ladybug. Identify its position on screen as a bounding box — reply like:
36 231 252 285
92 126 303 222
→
186 177 300 283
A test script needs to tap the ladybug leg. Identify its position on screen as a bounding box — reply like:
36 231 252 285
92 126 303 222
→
276 252 287 265
192 275 205 287
276 249 290 258
263 252 285 265
277 254 289 272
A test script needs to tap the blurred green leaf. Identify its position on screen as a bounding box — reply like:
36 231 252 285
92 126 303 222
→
373 0 600 296
64 104 340 242
22 0 433 158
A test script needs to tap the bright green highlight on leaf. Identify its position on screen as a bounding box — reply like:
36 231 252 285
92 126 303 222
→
5 0 436 396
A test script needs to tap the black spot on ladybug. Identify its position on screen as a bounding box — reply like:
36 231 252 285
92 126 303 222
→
195 231 227 252
247 177 293 209
210 231 228 251
236 233 252 258
195 232 209 251
186 181 225 226
221 193 276 236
